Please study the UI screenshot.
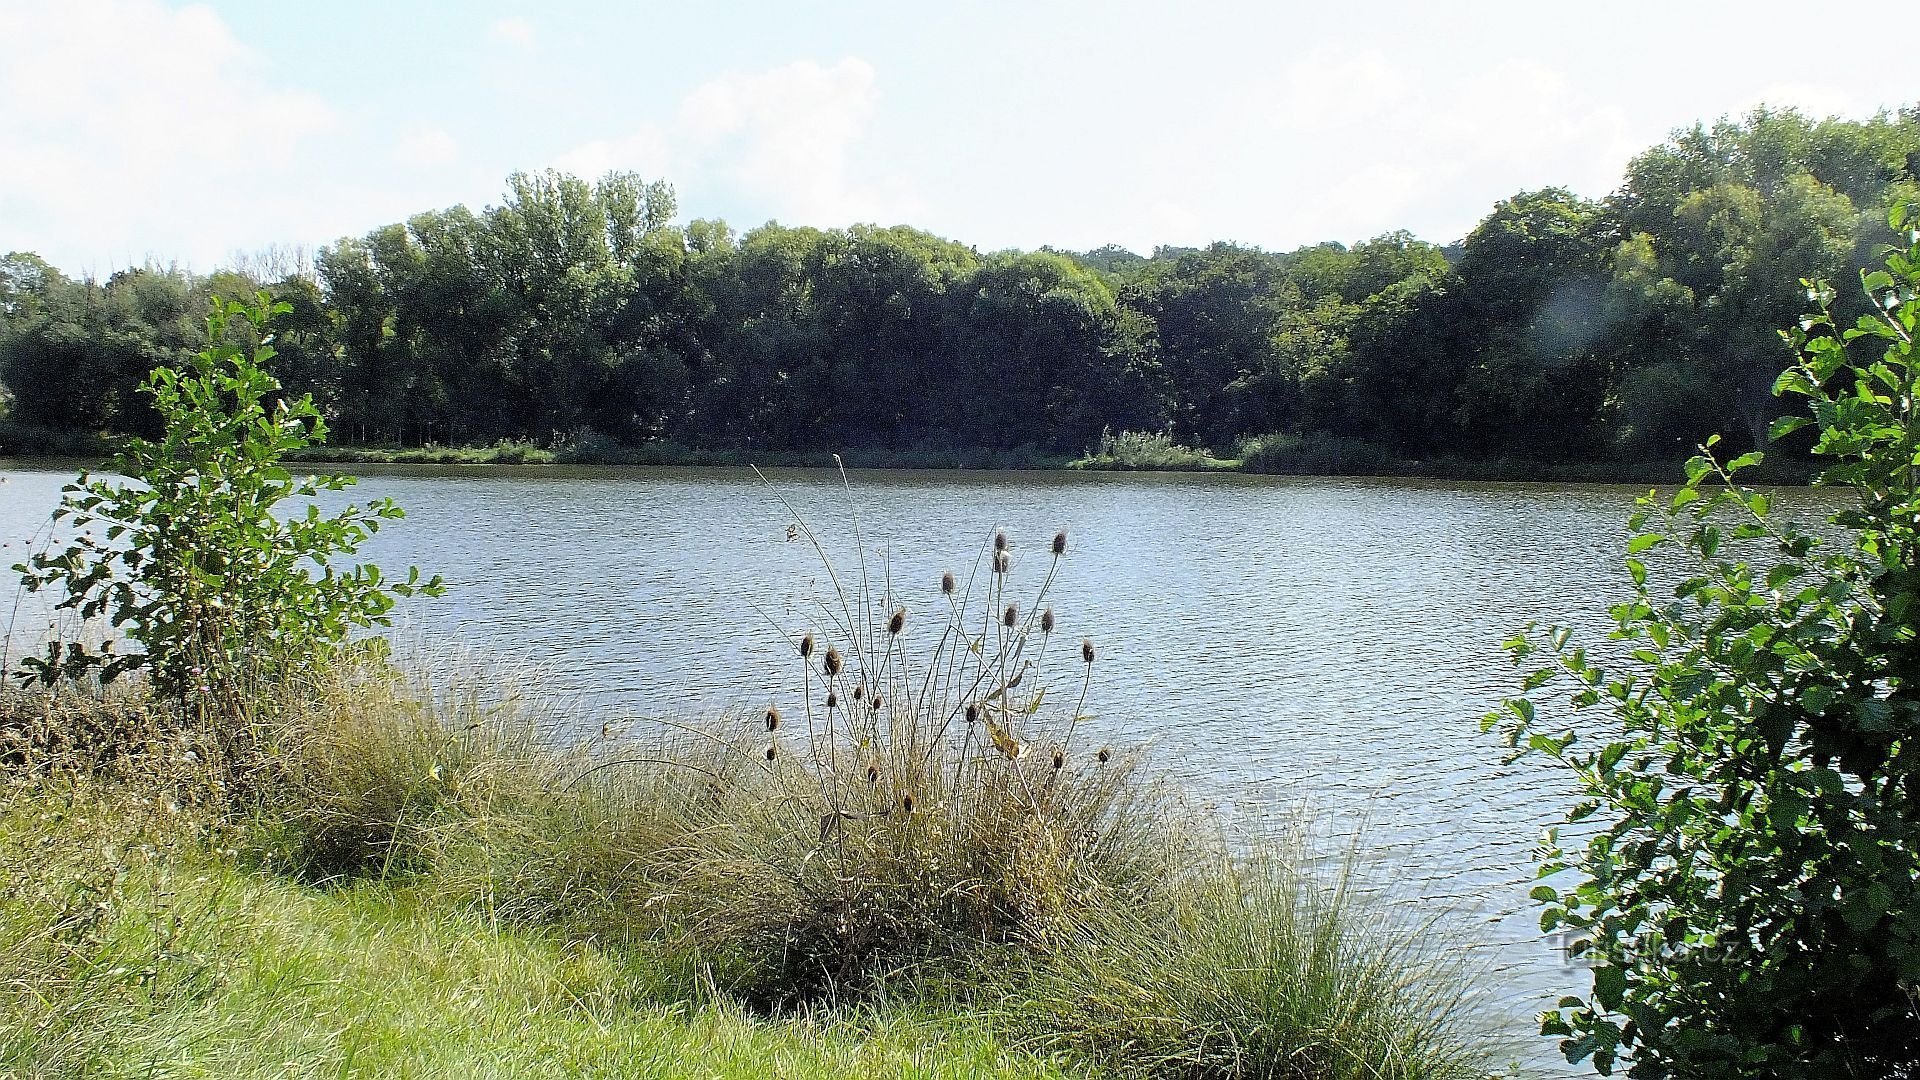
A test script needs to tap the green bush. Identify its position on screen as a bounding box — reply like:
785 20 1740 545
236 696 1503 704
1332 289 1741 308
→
12 294 440 748
1235 432 1401 476
0 418 113 459
1489 205 1920 1077
1071 428 1229 471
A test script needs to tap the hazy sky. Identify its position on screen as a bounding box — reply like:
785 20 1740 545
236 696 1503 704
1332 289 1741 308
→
3 0 1914 276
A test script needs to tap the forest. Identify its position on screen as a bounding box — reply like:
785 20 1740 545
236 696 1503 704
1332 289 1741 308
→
3 106 1918 473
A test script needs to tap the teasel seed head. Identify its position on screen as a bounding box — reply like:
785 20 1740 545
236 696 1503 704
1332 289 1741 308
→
993 549 1010 574
1052 530 1067 556
852 684 864 701
941 571 956 595
1097 747 1112 764
901 792 916 813
965 702 979 724
888 607 905 635
1040 607 1055 634
871 693 883 711
1003 604 1018 628
1052 748 1065 770
765 706 781 732
994 529 1007 552
798 634 814 659
765 743 777 762
1081 638 1095 664
823 647 842 676
825 691 838 709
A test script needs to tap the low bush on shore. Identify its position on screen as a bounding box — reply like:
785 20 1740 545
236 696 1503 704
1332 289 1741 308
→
1069 428 1233 471
285 437 556 465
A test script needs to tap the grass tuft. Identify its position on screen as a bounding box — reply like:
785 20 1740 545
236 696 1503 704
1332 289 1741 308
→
1001 840 1493 1079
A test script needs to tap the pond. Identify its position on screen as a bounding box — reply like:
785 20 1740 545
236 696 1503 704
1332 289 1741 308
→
3 462 1828 1070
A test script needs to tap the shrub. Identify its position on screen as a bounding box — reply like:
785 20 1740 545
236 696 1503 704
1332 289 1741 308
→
12 294 440 760
1236 431 1401 476
1488 205 1920 1076
1071 427 1229 471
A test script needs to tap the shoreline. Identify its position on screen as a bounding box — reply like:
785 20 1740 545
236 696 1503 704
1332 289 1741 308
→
0 442 1807 486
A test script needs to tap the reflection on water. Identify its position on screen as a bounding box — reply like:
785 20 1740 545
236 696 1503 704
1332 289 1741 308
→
0 461 1843 1071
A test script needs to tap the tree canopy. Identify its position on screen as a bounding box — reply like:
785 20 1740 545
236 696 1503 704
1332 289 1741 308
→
6 107 1918 470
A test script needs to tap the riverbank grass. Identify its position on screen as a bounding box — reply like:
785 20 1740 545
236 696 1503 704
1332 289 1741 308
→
0 781 1060 1079
1 661 1497 1079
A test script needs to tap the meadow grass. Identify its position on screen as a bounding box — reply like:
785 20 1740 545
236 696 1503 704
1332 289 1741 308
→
0 780 1063 1079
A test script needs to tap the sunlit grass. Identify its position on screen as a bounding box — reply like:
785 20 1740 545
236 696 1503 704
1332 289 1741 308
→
0 781 1064 1079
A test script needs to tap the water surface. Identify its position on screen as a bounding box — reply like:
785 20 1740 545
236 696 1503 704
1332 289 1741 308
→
2 462 1831 1071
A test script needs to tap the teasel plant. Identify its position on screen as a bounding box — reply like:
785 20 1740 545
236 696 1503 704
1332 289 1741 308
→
648 462 1171 999
761 472 1100 819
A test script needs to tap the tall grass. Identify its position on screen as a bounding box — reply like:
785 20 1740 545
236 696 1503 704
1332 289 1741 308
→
0 777 225 1075
1003 842 1493 1079
285 438 555 465
641 479 1187 1003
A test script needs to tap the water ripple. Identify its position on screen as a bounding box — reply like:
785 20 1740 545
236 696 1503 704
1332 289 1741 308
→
0 463 1845 1073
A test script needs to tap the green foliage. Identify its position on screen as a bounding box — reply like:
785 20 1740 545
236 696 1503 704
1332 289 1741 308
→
13 294 442 727
1070 427 1230 471
1235 431 1401 476
3 107 1915 475
1487 206 1920 1077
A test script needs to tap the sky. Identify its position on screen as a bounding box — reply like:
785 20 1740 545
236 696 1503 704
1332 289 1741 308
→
2 0 1914 277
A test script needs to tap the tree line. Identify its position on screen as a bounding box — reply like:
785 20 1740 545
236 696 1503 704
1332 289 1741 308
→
4 105 1918 469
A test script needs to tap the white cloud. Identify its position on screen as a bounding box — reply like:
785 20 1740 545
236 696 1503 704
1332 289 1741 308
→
1267 49 1407 133
0 0 338 272
1745 83 1858 121
552 128 676 183
554 58 919 227
394 128 459 169
488 16 534 47
1150 49 1646 248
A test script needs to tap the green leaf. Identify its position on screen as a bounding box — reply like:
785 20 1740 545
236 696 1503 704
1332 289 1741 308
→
1593 965 1626 1011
